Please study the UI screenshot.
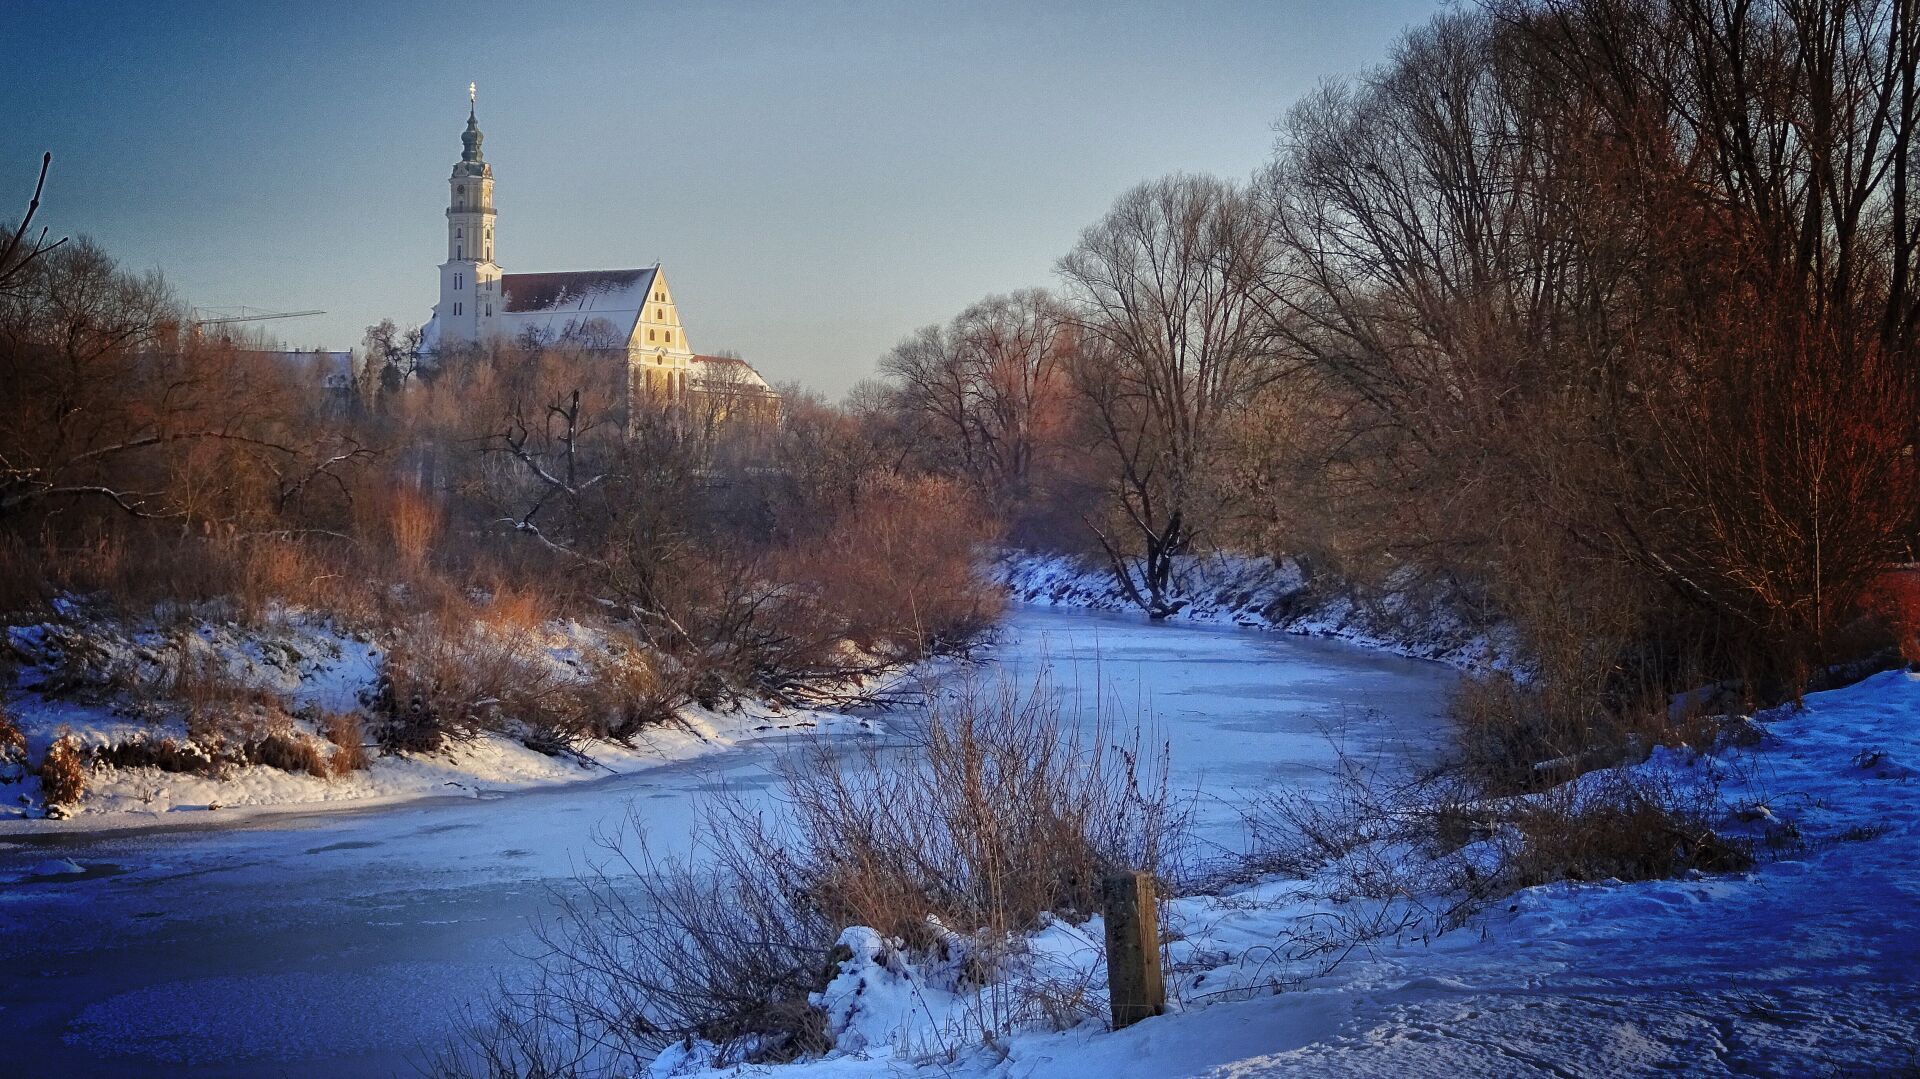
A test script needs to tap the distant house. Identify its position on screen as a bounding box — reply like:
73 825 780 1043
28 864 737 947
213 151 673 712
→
418 92 777 419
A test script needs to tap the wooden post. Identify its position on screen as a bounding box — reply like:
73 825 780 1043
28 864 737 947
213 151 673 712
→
1102 869 1166 1029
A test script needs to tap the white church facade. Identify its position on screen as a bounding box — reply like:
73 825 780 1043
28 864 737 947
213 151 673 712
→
421 90 776 411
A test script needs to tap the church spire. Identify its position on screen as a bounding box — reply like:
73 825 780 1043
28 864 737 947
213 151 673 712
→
439 81 498 349
460 82 485 165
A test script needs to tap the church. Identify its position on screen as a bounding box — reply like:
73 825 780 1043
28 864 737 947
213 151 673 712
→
420 89 777 414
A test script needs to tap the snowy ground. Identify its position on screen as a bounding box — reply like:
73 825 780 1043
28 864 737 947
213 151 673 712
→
0 606 1455 1075
0 605 889 826
8 598 1912 1076
663 639 1920 1077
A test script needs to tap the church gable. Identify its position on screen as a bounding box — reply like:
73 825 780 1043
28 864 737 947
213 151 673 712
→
630 268 692 355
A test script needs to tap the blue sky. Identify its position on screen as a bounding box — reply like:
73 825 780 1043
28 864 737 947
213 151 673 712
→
2 0 1441 396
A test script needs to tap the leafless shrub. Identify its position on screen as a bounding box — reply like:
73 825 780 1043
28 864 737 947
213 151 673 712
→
1506 769 1751 887
574 644 676 742
370 617 573 751
433 675 1186 1075
169 645 284 736
772 676 1186 938
38 733 86 805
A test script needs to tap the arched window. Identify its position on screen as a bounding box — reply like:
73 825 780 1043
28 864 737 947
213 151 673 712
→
456 246 463 259
456 228 462 238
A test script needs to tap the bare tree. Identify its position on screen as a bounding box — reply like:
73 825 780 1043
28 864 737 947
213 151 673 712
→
0 153 67 296
880 289 1075 519
1058 175 1282 616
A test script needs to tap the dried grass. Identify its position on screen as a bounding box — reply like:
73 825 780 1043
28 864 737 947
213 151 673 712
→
372 616 587 752
322 712 370 774
389 487 443 573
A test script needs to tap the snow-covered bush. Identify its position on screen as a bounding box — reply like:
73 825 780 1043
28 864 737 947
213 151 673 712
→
1227 739 1753 983
1505 765 1751 886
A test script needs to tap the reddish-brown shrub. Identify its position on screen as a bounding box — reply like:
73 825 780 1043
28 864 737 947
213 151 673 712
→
321 712 370 774
389 487 443 574
778 475 1003 657
39 734 87 806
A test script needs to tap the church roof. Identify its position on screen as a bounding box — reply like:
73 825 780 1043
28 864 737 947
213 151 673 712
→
501 268 657 314
495 268 658 345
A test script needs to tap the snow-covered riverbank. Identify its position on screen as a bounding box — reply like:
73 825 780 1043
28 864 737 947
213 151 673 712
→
999 550 1515 671
0 604 893 831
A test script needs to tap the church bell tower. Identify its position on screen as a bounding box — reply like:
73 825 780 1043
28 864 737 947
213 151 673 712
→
436 83 500 348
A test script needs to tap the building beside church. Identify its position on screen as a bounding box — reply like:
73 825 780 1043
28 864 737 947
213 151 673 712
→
420 91 777 417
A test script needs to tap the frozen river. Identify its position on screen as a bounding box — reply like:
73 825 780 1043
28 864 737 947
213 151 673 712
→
0 607 1453 1076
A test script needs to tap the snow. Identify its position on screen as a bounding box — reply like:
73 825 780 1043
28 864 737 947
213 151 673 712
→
4 605 1914 1075
1000 551 1516 672
657 660 1920 1078
0 604 893 829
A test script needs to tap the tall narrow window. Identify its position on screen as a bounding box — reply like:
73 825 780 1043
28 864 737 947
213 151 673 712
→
457 246 463 259
454 302 462 316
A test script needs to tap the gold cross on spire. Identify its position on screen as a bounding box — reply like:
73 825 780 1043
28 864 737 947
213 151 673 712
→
469 82 477 107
